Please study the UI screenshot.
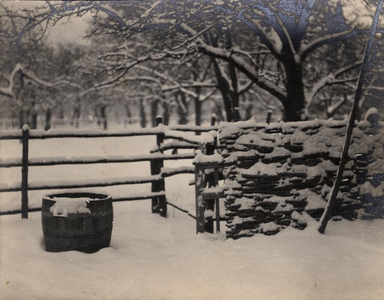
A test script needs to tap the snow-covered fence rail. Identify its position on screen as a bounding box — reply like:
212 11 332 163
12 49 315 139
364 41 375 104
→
219 109 384 239
0 125 218 140
0 118 218 218
0 153 196 168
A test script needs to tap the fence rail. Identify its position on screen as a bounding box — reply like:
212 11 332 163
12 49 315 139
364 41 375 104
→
0 125 218 140
0 118 217 218
0 191 167 216
0 153 195 168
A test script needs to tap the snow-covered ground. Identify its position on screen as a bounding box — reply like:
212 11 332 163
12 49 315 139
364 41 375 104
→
1 126 384 299
1 206 384 300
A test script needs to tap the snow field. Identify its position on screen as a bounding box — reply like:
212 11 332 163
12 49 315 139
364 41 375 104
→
1 204 384 300
0 127 384 299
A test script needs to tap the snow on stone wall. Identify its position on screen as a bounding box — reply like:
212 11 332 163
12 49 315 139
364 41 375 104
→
219 109 384 239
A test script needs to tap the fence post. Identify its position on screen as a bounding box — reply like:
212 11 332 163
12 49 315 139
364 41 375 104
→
21 124 29 219
151 116 167 217
205 115 218 232
266 110 273 124
214 168 220 233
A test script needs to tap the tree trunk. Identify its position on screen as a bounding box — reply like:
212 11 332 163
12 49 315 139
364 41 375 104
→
282 61 307 122
215 76 240 122
44 108 52 131
232 93 240 122
139 99 147 128
12 111 17 128
177 93 189 125
31 111 38 129
177 104 188 125
162 100 170 126
72 107 80 128
71 99 81 128
244 100 253 121
100 106 107 130
228 61 240 122
59 109 64 120
125 103 132 124
150 99 159 127
213 99 225 122
212 58 234 122
221 92 234 121
19 108 24 129
194 97 201 127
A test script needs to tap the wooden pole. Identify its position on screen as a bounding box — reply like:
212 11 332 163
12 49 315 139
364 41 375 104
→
205 117 217 233
151 116 166 216
21 124 29 219
318 0 384 234
198 114 220 233
214 168 220 233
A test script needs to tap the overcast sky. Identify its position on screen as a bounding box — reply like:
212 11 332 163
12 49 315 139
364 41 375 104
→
2 0 378 49
46 15 92 47
3 1 91 48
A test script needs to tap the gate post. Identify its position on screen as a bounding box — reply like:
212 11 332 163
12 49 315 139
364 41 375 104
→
151 116 166 217
204 115 217 233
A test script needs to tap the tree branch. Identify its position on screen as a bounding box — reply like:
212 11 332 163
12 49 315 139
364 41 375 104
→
300 28 359 60
327 94 350 116
306 61 362 108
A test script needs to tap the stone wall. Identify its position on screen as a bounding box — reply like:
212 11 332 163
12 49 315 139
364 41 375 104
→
219 109 384 239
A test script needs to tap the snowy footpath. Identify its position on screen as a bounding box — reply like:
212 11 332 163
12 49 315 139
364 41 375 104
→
1 131 384 299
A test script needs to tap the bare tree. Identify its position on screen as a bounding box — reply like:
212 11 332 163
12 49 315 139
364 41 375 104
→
1 1 377 121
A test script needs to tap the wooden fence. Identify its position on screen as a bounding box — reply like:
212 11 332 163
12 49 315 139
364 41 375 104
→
0 117 218 218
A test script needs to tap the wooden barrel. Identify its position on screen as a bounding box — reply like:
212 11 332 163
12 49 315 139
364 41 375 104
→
42 192 113 253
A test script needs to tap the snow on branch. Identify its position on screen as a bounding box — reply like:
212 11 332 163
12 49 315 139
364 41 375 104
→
238 80 254 94
198 88 216 103
306 61 362 108
327 94 351 116
300 28 359 60
0 63 80 98
162 82 217 92
249 89 276 111
272 10 300 62
172 22 218 51
134 65 215 99
196 41 287 102
235 10 282 59
87 75 163 96
231 47 266 71
175 23 287 101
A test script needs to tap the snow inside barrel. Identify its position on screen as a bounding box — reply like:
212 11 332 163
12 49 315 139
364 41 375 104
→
42 192 113 253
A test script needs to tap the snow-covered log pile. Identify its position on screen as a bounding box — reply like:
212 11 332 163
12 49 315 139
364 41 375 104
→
219 108 384 238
